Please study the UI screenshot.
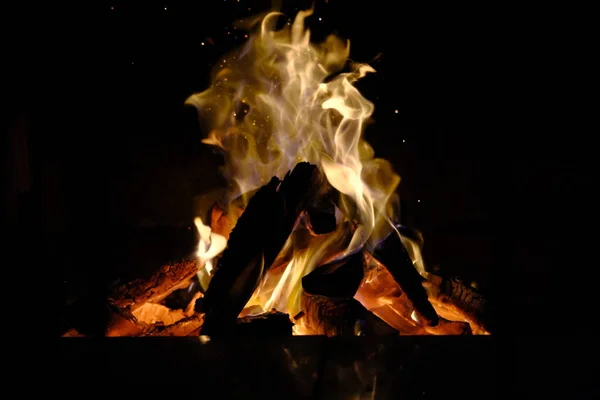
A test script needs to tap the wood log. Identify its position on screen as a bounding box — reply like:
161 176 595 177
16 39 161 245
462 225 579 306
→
108 259 199 312
306 200 336 235
370 226 439 326
142 313 205 337
234 311 294 336
210 200 244 240
424 273 493 334
299 293 397 336
301 249 364 298
201 163 323 335
357 258 488 335
422 317 472 335
100 260 204 336
162 275 202 311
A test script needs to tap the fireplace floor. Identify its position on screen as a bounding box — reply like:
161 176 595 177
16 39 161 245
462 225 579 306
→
57 336 495 398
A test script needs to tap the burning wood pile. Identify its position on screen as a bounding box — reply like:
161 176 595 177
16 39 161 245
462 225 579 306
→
63 8 492 337
64 162 492 338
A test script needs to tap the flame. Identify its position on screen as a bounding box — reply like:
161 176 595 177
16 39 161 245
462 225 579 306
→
187 8 425 330
194 217 227 289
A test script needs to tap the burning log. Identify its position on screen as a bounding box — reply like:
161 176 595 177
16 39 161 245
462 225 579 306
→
162 275 202 311
298 250 396 336
209 199 245 241
356 258 486 335
98 259 204 336
425 273 493 334
422 317 472 335
234 311 294 336
109 259 199 312
142 313 205 337
301 249 364 298
201 162 324 335
371 226 439 327
299 293 397 336
305 198 337 235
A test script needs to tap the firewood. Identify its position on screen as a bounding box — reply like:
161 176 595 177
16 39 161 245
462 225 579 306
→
301 249 364 298
210 201 244 240
234 311 294 336
201 163 323 335
142 313 205 337
370 226 439 326
108 259 199 312
357 258 488 334
422 317 472 335
299 293 397 336
306 199 336 235
162 275 202 309
424 273 493 334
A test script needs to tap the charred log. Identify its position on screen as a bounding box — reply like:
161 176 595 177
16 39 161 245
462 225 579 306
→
371 226 439 327
162 276 202 310
234 311 294 336
302 250 364 298
306 201 336 235
209 199 245 241
422 317 472 335
305 177 337 235
201 163 323 335
108 259 199 312
300 293 397 336
199 177 280 334
142 313 205 337
425 273 493 334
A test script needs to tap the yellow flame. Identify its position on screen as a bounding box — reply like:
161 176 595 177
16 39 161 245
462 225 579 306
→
194 217 227 289
186 8 419 330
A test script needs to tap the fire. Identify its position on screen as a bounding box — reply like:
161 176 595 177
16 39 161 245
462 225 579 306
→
188 8 427 332
194 216 227 290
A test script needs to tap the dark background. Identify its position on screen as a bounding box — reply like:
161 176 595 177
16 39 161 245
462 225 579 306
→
6 1 596 338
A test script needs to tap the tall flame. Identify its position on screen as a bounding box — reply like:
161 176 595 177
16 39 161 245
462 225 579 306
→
187 8 417 325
